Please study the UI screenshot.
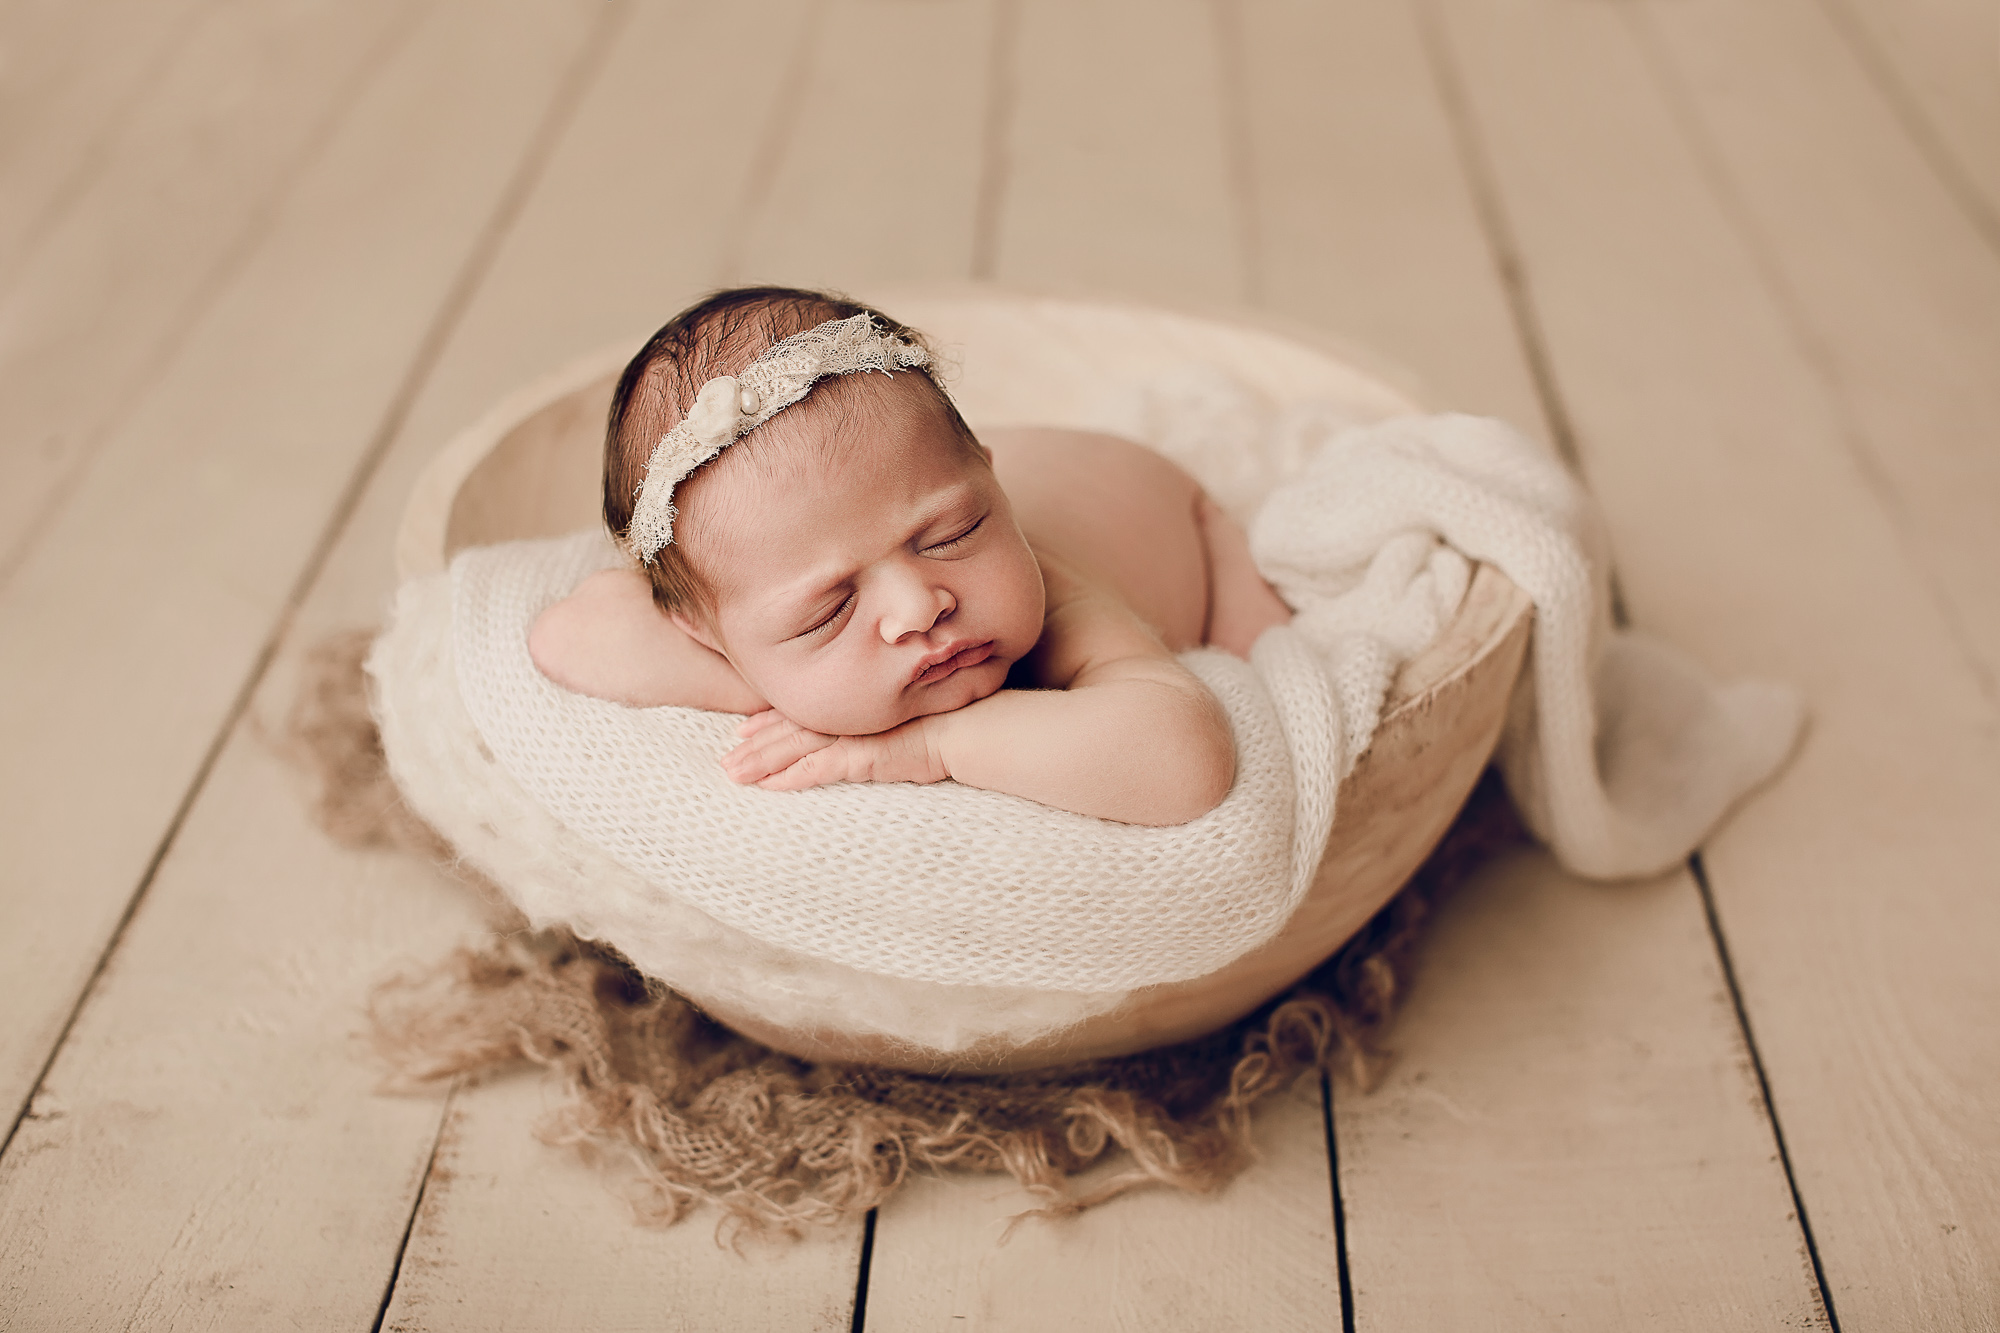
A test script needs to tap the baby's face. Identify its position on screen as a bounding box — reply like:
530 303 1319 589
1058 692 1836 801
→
674 382 1045 736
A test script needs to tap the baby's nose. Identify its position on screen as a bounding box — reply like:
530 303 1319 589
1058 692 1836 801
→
880 578 956 643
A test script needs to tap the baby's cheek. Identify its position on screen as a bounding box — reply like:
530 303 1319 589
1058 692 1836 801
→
998 559 1049 654
769 665 907 737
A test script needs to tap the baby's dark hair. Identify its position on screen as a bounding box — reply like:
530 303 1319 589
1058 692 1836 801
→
604 286 977 617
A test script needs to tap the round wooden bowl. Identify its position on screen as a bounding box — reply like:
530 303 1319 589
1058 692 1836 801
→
396 288 1533 1072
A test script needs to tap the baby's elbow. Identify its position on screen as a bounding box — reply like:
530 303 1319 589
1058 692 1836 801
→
1181 712 1238 823
527 600 587 693
1133 695 1235 827
1154 752 1233 827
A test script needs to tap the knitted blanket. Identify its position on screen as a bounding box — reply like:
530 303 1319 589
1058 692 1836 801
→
370 387 1803 1049
1248 411 1805 881
448 531 1327 994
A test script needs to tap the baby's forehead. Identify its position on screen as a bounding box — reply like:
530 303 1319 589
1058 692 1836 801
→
721 370 975 484
683 383 988 587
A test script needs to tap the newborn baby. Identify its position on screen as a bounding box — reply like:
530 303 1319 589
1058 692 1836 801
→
529 287 1293 826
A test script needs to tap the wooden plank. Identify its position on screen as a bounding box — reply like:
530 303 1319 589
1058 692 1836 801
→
1337 850 1825 1328
1235 0 1548 430
1826 0 2000 230
0 0 600 1153
991 0 1246 305
0 6 627 1323
865 1084 1341 1331
0 662 482 1328
0 0 215 275
1636 0 2000 686
0 0 421 580
379 1071 864 1333
1431 0 2000 1322
351 0 816 463
726 0 999 292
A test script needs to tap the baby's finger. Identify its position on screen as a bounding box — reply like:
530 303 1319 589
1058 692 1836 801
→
755 742 853 792
720 735 796 783
720 728 790 782
719 738 777 783
721 722 837 784
735 708 785 738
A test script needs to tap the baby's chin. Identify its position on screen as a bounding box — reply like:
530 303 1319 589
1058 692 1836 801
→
904 658 1009 722
784 658 1010 737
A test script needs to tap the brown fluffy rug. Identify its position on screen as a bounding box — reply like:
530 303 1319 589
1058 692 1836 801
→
291 628 1522 1239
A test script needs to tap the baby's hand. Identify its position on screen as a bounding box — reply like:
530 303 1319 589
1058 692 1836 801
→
722 710 949 791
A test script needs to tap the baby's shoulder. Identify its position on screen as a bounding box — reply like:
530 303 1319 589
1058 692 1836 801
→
528 568 764 713
527 568 652 698
988 428 1213 653
1023 551 1178 689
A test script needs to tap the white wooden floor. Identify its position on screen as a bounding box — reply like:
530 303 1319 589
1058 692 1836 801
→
2 0 1996 1327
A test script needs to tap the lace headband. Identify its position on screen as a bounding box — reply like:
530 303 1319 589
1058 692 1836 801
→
625 313 934 562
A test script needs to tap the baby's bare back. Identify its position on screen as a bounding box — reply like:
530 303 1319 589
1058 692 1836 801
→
986 428 1213 651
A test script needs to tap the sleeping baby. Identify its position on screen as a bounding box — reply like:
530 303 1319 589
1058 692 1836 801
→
528 287 1294 827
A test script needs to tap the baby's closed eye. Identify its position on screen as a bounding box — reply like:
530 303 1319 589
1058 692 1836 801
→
924 514 985 554
796 594 854 639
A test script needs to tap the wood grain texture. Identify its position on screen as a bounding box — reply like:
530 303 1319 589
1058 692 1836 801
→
991 0 1247 304
1636 0 2000 688
1207 1 1835 1323
0 684 480 1328
728 0 1000 290
0 0 215 276
865 1083 1341 1331
353 0 815 461
1824 0 2000 231
0 4 615 1323
0 0 601 1163
1338 849 1827 1329
1430 0 2000 1322
0 0 421 581
1234 0 1550 431
379 1071 864 1333
2 4 880 1319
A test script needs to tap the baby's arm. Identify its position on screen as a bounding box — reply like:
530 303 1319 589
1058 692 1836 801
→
722 560 1235 826
528 568 767 714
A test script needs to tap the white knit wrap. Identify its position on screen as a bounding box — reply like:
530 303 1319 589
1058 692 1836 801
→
626 314 933 559
449 530 1329 992
371 379 1805 1049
